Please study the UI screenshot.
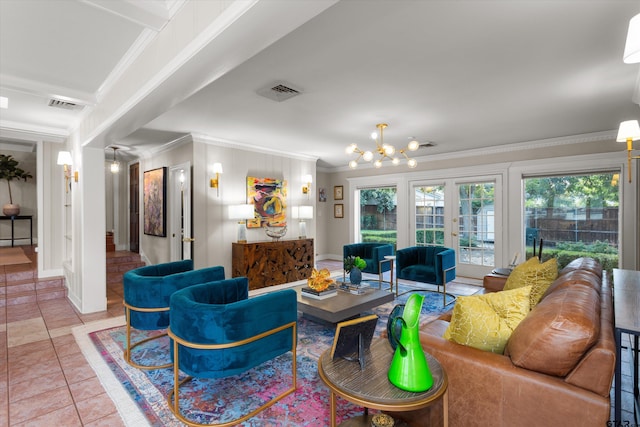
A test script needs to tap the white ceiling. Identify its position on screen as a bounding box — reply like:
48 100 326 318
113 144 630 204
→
1 0 639 169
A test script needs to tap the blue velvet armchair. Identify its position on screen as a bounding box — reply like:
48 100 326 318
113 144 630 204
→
122 259 225 369
343 243 394 274
396 246 456 304
167 277 297 426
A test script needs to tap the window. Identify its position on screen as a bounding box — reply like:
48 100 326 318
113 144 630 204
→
524 172 619 269
359 187 397 248
415 185 445 246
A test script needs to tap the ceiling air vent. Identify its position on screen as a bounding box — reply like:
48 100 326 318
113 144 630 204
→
257 82 302 102
48 98 84 111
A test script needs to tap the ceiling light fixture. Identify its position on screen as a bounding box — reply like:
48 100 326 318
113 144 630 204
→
346 123 419 169
110 147 120 174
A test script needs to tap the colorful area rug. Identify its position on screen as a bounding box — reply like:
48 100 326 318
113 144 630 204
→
75 284 465 426
0 247 31 266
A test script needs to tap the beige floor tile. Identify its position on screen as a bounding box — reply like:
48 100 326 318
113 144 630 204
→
9 386 73 425
11 404 82 427
6 317 48 348
74 392 118 425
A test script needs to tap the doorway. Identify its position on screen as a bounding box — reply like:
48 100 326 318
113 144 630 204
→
169 163 192 261
129 163 139 253
410 175 502 279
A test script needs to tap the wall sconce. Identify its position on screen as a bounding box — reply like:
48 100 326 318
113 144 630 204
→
228 204 254 243
616 119 640 183
292 205 313 238
302 174 312 197
210 162 223 196
57 151 73 192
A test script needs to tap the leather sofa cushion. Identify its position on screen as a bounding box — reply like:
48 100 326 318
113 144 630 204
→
565 281 615 397
506 284 599 377
542 269 601 300
559 257 603 278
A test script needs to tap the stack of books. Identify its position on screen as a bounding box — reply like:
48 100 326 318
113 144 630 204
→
338 283 367 295
301 285 337 300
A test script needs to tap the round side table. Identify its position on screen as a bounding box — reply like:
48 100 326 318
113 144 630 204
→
318 337 448 427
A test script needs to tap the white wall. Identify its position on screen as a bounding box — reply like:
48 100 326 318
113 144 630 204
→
191 137 317 275
138 140 194 265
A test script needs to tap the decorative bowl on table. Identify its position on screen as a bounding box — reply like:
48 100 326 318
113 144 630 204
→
265 226 287 241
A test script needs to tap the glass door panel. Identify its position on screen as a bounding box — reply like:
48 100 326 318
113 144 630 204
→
455 181 496 277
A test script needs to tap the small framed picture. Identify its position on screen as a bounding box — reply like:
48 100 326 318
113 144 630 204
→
334 203 344 218
330 314 378 369
334 185 343 200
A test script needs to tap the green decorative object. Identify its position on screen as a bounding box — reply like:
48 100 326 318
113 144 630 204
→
344 255 367 272
387 293 433 392
344 255 367 285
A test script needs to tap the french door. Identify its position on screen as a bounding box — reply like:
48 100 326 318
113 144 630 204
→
411 175 502 279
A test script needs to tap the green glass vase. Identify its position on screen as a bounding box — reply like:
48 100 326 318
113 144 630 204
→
387 293 433 392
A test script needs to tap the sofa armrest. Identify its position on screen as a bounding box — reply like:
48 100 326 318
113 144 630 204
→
435 249 456 284
372 244 393 262
483 273 507 292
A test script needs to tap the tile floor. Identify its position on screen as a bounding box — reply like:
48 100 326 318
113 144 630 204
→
0 248 636 425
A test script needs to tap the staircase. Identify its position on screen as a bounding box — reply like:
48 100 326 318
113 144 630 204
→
0 249 144 307
106 251 145 287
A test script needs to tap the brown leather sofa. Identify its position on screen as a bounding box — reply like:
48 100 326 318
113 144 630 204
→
391 257 615 427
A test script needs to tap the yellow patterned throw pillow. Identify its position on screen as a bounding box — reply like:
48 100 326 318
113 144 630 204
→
503 256 558 307
443 286 532 354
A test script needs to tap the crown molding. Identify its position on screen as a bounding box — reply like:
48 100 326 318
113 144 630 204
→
134 133 193 160
191 133 319 163
320 130 618 173
0 74 96 106
0 121 68 142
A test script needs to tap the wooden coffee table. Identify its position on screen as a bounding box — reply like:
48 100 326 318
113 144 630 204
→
295 284 394 324
318 338 448 427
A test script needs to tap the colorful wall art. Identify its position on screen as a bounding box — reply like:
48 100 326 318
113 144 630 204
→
247 176 287 228
143 167 167 237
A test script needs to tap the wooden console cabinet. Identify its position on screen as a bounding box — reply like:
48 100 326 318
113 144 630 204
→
232 238 314 290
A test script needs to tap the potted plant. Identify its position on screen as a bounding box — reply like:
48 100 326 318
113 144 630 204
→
0 154 33 216
344 255 367 285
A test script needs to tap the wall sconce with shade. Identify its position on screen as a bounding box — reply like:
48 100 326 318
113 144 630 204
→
210 162 223 196
617 119 640 183
302 174 312 197
229 204 254 243
623 13 640 64
57 151 75 192
292 205 313 238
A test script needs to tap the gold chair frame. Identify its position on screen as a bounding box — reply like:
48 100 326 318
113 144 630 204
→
167 321 297 427
123 302 172 370
395 264 457 306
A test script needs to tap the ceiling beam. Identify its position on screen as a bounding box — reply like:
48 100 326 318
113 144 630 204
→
79 0 179 32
